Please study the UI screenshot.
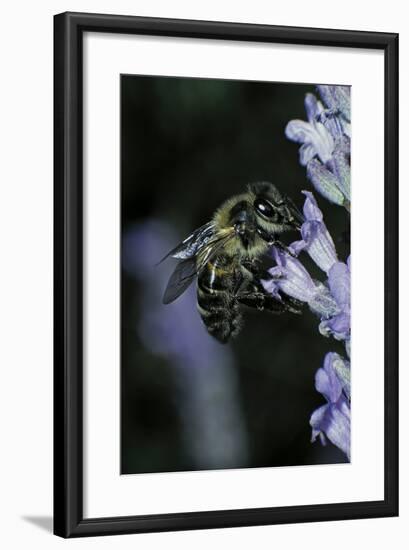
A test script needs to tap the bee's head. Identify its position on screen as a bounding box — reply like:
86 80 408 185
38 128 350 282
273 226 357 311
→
213 182 303 255
248 181 303 243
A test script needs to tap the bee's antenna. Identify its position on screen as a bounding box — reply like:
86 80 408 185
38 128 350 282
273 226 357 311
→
286 197 304 228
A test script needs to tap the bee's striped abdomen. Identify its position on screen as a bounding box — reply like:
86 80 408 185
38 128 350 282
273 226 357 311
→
197 256 242 343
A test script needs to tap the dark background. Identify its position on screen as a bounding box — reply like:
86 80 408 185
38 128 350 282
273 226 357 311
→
121 75 349 475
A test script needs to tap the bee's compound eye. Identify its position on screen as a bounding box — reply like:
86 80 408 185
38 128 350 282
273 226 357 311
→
254 198 275 219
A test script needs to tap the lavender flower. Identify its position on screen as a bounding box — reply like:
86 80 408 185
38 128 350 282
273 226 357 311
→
306 157 348 207
310 352 350 459
319 259 350 341
262 191 351 458
317 85 351 126
263 247 339 320
263 192 350 337
291 191 338 273
285 86 351 209
285 93 334 166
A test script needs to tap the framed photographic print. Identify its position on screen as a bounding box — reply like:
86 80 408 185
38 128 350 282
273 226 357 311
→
54 12 399 537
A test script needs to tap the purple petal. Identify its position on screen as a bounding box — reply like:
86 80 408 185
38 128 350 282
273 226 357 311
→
306 159 346 206
320 112 343 140
301 221 338 274
261 273 283 300
310 351 351 459
315 366 342 403
264 248 317 303
328 261 350 310
313 124 335 165
324 401 350 459
308 282 339 319
285 114 334 166
304 93 323 122
285 119 314 144
321 351 350 398
316 85 337 111
310 399 350 459
302 191 324 222
300 193 338 273
272 246 284 267
319 313 350 341
323 313 349 336
299 143 316 165
332 355 351 398
310 404 329 442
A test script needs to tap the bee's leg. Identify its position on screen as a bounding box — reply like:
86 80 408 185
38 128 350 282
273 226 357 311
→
241 257 262 273
240 258 270 283
233 264 255 295
278 294 304 314
284 197 304 229
237 289 303 315
270 239 298 258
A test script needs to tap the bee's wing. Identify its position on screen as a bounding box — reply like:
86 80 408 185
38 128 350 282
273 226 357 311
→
194 230 234 272
158 221 215 264
162 258 197 304
162 228 235 305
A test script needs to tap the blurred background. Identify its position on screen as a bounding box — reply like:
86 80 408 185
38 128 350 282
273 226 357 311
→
121 75 350 475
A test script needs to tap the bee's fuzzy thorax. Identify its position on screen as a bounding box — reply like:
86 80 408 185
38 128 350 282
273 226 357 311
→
222 235 269 259
212 193 250 229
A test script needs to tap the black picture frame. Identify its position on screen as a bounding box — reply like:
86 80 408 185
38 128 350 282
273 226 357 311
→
54 11 399 538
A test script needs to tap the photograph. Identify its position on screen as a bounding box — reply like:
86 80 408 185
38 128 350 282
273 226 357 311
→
120 75 351 475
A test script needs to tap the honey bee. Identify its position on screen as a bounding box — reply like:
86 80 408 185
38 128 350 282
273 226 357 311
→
161 182 304 343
